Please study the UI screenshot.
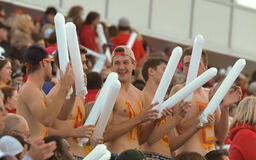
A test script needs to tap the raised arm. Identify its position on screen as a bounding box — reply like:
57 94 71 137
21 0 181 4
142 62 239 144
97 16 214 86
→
26 64 74 127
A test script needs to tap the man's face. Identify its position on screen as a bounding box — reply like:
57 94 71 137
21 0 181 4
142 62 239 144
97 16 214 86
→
152 63 167 84
61 139 74 160
43 57 53 81
111 55 135 83
81 54 88 86
0 28 8 42
0 61 12 83
0 97 7 131
183 55 207 77
81 54 88 74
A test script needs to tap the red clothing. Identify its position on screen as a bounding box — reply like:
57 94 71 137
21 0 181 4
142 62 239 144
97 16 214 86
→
5 107 16 114
84 89 100 105
228 123 256 160
112 33 146 66
80 25 99 52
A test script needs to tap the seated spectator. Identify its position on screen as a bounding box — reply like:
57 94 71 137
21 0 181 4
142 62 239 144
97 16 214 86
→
205 150 229 160
228 96 256 160
10 14 34 61
0 89 7 131
0 23 10 57
175 152 206 160
85 72 102 105
1 86 18 113
0 57 11 87
2 113 29 141
248 81 256 96
116 149 146 160
40 7 57 27
44 136 74 160
0 135 24 157
11 70 24 90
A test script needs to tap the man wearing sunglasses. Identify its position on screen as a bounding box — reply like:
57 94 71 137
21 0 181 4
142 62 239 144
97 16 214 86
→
17 44 74 142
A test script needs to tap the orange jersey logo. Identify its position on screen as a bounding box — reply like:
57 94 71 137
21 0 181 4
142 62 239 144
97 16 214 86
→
196 101 215 150
125 100 142 142
157 118 169 146
72 104 85 142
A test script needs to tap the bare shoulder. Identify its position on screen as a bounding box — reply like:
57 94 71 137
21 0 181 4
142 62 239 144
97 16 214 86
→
19 82 41 100
130 84 143 99
169 83 184 96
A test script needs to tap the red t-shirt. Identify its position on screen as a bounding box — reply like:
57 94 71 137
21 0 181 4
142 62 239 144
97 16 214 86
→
112 33 146 66
80 25 99 52
84 89 100 105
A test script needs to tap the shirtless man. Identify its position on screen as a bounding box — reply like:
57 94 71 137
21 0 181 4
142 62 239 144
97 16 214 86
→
17 44 75 142
51 46 100 160
103 46 160 156
140 58 214 160
171 47 242 155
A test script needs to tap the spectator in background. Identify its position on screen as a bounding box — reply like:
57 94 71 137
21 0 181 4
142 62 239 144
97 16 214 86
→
1 86 18 114
44 136 75 160
41 7 57 27
248 81 256 96
2 114 30 141
112 17 147 67
67 6 84 35
175 152 206 160
0 6 6 24
40 7 56 43
0 89 7 131
85 72 102 105
10 14 34 61
205 149 229 160
11 69 24 90
80 11 100 52
0 58 12 87
0 23 10 57
228 96 256 160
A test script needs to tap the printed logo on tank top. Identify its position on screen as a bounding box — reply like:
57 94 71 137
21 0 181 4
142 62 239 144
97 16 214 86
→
196 101 215 150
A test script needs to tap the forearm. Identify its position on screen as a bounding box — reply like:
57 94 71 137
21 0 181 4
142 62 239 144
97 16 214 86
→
46 85 70 123
47 127 74 138
147 116 182 145
215 107 229 143
139 120 158 145
104 117 141 142
57 92 76 120
169 124 199 151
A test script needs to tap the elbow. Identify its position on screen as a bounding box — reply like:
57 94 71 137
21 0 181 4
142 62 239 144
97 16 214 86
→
43 119 54 127
103 131 113 142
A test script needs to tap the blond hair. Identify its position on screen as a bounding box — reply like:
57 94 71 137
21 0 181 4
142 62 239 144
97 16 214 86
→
231 96 256 128
15 14 32 34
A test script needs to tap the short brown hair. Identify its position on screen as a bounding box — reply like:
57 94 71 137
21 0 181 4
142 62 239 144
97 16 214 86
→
1 86 16 104
176 151 206 160
182 47 208 66
142 58 167 82
54 45 87 69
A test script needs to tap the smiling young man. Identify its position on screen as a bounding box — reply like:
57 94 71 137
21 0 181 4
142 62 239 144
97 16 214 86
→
104 46 159 156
